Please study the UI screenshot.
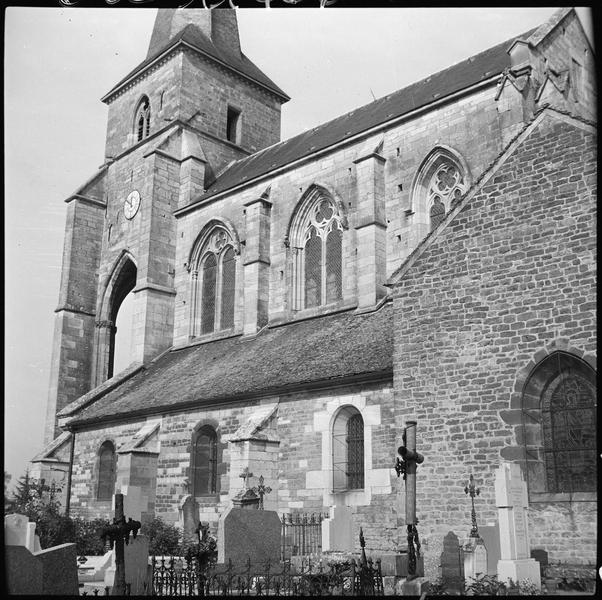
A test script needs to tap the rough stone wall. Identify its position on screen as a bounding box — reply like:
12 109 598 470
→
182 50 282 155
70 379 399 555
533 11 596 121
391 111 596 573
69 421 143 519
104 53 184 159
173 80 526 347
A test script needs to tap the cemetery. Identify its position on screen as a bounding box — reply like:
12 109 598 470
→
5 422 596 595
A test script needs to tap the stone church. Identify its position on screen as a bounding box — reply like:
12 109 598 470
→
32 7 596 579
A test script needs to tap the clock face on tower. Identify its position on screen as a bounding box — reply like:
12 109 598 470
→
124 190 141 220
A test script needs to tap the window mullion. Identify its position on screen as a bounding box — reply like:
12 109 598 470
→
321 233 327 305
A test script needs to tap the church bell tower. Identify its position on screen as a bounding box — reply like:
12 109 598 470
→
44 9 289 443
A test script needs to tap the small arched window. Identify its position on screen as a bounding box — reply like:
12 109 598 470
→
332 406 364 491
191 426 218 496
289 187 346 311
411 147 469 233
190 226 238 336
134 96 151 142
97 441 117 501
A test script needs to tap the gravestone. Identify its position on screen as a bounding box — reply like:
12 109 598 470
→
5 513 41 552
181 495 200 547
440 531 464 594
479 522 501 576
463 537 487 581
217 506 281 567
322 504 354 552
495 462 541 589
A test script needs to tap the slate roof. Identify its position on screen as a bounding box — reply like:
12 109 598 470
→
65 303 393 427
103 23 289 102
193 27 537 204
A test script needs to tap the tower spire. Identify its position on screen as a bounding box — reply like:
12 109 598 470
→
147 8 241 59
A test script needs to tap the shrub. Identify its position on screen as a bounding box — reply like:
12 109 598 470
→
73 517 112 556
142 516 182 556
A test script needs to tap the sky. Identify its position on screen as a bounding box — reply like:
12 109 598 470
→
4 6 594 489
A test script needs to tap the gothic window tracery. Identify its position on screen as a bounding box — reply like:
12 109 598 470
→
427 160 466 231
411 148 469 233
134 96 151 142
190 226 237 336
289 189 346 311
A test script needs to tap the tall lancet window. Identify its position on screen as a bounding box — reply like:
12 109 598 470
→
134 96 151 142
289 186 346 312
189 225 238 336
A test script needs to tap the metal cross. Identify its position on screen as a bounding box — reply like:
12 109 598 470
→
239 467 253 490
251 475 272 510
464 473 481 538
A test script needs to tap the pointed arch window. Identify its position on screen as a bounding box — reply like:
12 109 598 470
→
134 96 151 142
289 190 346 311
191 426 218 496
332 406 364 492
411 148 469 233
97 441 117 501
190 227 237 336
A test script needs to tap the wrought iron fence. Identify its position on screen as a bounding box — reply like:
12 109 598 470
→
149 554 383 596
280 512 327 560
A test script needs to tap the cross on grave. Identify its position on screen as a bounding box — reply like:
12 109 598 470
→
464 473 481 538
239 468 253 490
395 420 425 577
251 475 272 510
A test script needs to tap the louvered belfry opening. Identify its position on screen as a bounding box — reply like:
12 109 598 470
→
135 96 150 142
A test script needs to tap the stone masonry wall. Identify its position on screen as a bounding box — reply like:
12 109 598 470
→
391 111 596 573
173 80 525 346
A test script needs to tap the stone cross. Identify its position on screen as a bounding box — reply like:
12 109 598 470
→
239 468 253 490
251 475 272 510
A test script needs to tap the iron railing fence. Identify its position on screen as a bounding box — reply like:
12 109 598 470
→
280 512 327 561
149 554 383 596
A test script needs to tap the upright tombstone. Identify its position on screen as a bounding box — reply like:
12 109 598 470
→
217 505 281 567
181 495 201 547
439 531 464 594
494 463 541 589
322 504 354 552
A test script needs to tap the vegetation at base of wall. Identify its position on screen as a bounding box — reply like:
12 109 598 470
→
6 470 111 555
427 574 540 596
142 516 182 556
72 517 112 555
